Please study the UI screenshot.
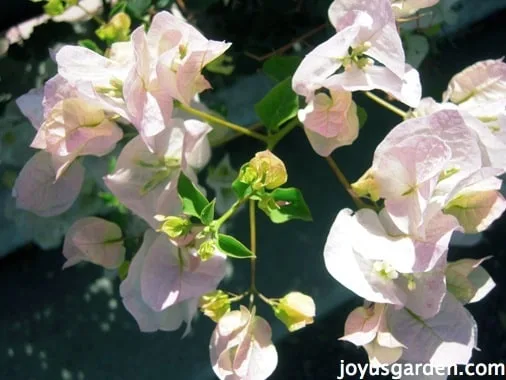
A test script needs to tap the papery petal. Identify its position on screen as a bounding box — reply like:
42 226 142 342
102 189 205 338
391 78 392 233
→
388 293 477 366
292 26 360 98
140 234 226 311
56 45 129 88
446 257 495 304
62 217 125 269
16 88 44 129
232 317 278 380
302 101 359 156
182 119 212 169
367 22 405 79
443 59 506 107
325 65 421 108
104 130 184 228
340 305 382 346
328 0 395 32
324 209 406 305
401 263 446 319
120 229 194 333
364 339 403 367
13 151 84 217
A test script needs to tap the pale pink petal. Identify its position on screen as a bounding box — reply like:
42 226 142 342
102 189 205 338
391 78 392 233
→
292 26 360 98
443 59 506 107
340 305 382 346
324 209 407 305
325 65 421 108
140 234 226 311
62 217 125 269
120 229 195 333
301 100 359 156
12 151 84 217
16 88 44 129
388 293 477 366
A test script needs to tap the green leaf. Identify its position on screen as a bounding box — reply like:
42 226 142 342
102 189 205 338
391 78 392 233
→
217 234 255 259
177 172 209 219
126 0 151 18
357 105 367 129
44 0 66 16
263 56 302 82
110 0 127 16
232 178 251 199
260 187 312 224
200 199 216 225
255 77 298 133
78 39 103 55
155 0 173 7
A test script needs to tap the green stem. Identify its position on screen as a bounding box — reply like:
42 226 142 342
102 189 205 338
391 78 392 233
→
176 102 269 144
213 198 247 230
249 200 257 293
365 91 407 119
325 156 371 210
267 118 300 150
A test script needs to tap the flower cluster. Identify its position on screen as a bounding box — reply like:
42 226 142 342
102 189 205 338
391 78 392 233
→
314 1 505 368
293 0 422 156
10 0 504 379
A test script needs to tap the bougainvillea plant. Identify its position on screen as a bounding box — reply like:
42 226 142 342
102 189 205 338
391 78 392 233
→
10 0 506 378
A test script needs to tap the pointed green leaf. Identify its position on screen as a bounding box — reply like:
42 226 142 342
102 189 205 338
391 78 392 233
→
177 172 209 219
255 77 298 133
217 234 255 259
200 199 216 225
263 56 302 82
260 187 312 224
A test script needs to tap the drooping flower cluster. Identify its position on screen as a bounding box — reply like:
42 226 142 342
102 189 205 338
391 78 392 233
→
14 10 232 340
293 0 422 156
324 59 505 367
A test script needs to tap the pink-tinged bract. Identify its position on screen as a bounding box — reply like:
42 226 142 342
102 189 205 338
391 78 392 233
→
388 293 478 366
120 229 198 334
62 217 125 269
13 151 84 217
210 306 278 380
140 233 226 311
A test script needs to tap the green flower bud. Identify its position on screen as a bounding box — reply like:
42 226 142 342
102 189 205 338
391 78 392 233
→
96 12 131 44
156 216 192 239
198 239 216 261
273 292 315 332
199 290 231 322
240 150 287 191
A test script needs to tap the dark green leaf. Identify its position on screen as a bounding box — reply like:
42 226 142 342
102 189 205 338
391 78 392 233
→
254 77 298 133
263 56 302 82
260 187 312 223
200 199 216 225
217 234 255 259
155 0 174 8
357 105 367 129
184 0 220 10
126 0 151 18
78 39 103 55
110 1 127 16
177 172 209 219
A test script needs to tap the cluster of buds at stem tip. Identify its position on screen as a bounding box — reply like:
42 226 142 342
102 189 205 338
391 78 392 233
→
199 290 231 322
272 292 316 332
238 150 288 191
